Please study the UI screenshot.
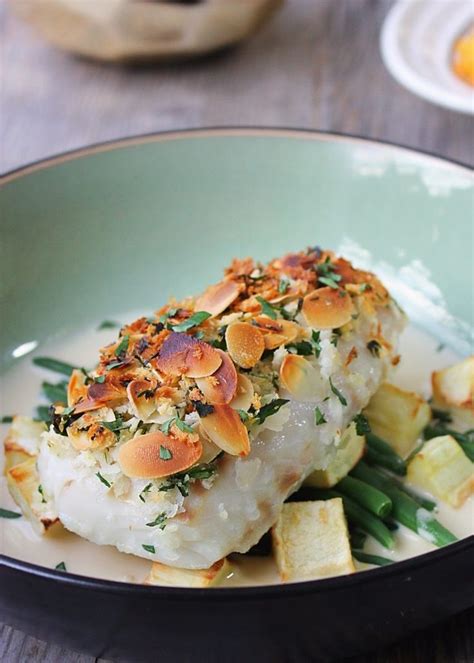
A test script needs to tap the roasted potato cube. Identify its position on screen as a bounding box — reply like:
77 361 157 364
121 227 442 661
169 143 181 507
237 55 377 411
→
144 558 230 588
3 416 46 472
272 499 354 581
364 383 431 458
304 423 365 488
407 435 474 508
6 457 60 535
432 357 474 429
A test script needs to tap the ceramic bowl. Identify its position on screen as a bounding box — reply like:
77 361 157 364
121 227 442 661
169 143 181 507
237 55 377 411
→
1 129 473 662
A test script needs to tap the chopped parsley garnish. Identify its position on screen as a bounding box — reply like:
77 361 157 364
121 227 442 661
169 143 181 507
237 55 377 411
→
160 418 174 436
139 483 153 503
33 356 77 377
41 380 68 404
353 413 371 436
96 472 112 488
142 544 156 554
312 330 322 358
159 445 173 460
194 401 215 418
98 320 121 330
146 512 168 529
238 409 250 422
101 416 125 433
359 283 371 293
329 377 347 406
94 375 106 384
330 330 341 347
0 415 13 424
159 307 178 324
314 407 327 425
316 258 342 289
106 359 127 372
286 340 313 355
174 418 195 434
158 463 218 497
278 278 290 294
256 296 278 320
114 335 130 357
318 275 341 290
367 340 381 357
0 507 22 519
38 484 46 503
171 311 211 332
55 561 67 571
255 398 289 424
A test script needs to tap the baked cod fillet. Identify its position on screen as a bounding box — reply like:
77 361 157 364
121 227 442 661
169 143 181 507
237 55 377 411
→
32 249 404 568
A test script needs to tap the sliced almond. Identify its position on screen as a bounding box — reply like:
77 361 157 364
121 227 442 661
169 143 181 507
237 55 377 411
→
67 410 117 451
230 373 255 411
195 279 240 317
302 287 354 330
280 354 325 401
252 316 299 350
127 379 158 420
198 404 250 456
67 369 87 407
154 332 222 378
195 350 238 404
118 430 202 479
73 380 125 414
225 322 265 369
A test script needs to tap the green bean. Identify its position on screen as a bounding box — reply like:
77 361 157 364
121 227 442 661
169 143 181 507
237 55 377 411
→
351 462 457 547
308 488 395 549
349 528 367 549
396 483 437 512
424 424 474 462
337 476 392 518
351 550 393 566
33 357 77 377
365 433 407 475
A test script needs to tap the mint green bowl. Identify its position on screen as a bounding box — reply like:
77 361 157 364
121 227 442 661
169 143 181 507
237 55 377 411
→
0 129 473 661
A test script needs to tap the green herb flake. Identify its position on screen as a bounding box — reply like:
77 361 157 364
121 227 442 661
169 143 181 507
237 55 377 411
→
146 512 168 530
94 375 106 384
194 401 215 418
98 320 121 330
171 311 211 333
160 418 174 436
367 340 381 357
0 415 13 424
142 544 156 554
139 483 153 503
286 340 313 356
55 561 67 571
329 377 348 406
101 416 125 433
174 418 195 434
114 335 130 357
33 356 77 377
255 398 289 424
311 330 322 358
159 307 178 324
96 472 112 488
238 409 250 422
359 283 371 293
318 276 340 290
256 296 278 320
353 413 371 436
278 278 290 294
0 507 22 519
159 445 173 461
314 407 327 425
38 484 46 503
106 359 127 372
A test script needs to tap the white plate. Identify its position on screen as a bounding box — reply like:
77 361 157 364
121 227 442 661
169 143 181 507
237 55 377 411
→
380 0 474 114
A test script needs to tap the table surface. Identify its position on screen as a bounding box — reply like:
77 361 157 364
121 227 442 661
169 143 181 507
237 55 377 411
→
1 0 473 661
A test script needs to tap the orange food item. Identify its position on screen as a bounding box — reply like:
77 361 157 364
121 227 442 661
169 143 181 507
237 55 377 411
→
452 27 474 87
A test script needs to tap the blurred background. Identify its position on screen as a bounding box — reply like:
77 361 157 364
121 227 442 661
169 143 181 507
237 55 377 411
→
1 0 473 174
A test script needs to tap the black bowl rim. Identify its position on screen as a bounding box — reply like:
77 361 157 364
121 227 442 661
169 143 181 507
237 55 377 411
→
1 126 473 601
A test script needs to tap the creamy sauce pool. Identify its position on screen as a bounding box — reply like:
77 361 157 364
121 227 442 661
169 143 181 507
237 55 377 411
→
0 319 472 586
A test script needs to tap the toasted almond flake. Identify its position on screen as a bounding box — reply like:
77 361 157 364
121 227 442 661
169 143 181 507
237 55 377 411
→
127 379 158 420
118 430 202 479
279 354 325 401
67 369 88 407
195 350 238 404
302 287 354 330
194 280 241 318
155 332 222 378
198 404 250 456
253 316 300 350
230 373 255 411
72 380 126 414
225 322 265 369
68 420 116 452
